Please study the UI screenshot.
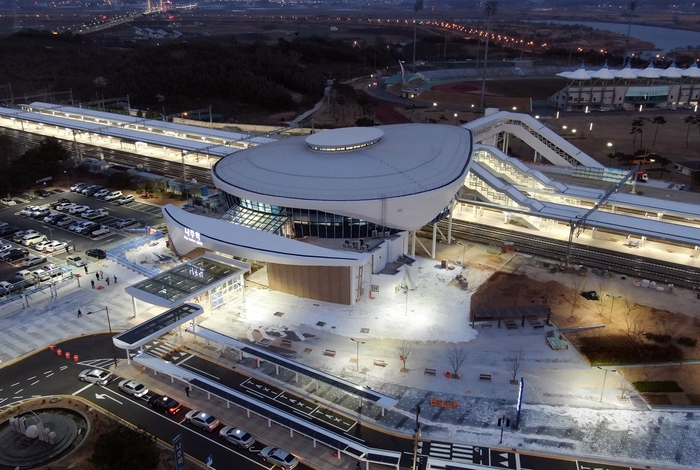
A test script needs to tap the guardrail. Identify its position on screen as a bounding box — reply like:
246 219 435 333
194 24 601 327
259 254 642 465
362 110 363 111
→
106 231 163 277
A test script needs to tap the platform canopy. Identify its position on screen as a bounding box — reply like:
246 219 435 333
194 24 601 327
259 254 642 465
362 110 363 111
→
113 303 203 350
125 253 249 308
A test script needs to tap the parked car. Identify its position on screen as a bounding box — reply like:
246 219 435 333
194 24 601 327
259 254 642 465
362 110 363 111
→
219 426 255 449
148 394 182 414
85 248 107 259
85 186 103 197
0 279 32 296
21 255 46 267
88 225 110 237
70 182 87 192
115 218 139 229
69 205 90 215
44 241 68 253
260 447 299 469
0 243 11 253
185 410 221 432
31 208 50 219
82 208 108 220
116 195 135 205
1 248 29 262
80 185 99 195
1 197 16 206
57 202 76 212
22 233 48 247
66 255 88 267
19 206 39 217
34 240 53 252
104 190 123 202
56 217 75 228
0 225 20 237
93 189 110 199
48 213 69 225
77 222 99 235
13 230 38 243
67 220 84 232
117 379 149 398
32 264 62 281
78 369 113 385
34 189 51 198
49 198 70 209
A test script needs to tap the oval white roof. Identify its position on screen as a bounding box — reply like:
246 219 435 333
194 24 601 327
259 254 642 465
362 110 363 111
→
305 127 384 150
212 124 472 202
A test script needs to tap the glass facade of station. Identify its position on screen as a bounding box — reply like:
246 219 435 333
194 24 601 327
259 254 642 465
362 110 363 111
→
220 192 405 239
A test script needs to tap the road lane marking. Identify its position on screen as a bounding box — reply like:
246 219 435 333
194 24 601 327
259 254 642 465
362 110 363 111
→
11 382 19 387
45 373 54 378
30 381 40 386
244 389 266 399
27 376 36 380
60 366 68 371
44 370 52 375
72 383 94 396
13 396 23 399
14 389 23 394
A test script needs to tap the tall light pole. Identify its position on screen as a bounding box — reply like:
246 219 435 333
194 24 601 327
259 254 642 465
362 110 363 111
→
597 366 616 403
411 0 424 73
479 1 497 109
605 294 622 322
411 405 421 470
350 338 365 372
623 0 637 66
87 306 118 368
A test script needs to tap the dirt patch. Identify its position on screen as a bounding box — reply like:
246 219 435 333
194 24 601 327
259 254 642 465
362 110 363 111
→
473 269 700 404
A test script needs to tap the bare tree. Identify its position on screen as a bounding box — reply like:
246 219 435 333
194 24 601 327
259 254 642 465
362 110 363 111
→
445 345 467 377
506 348 525 382
623 300 645 343
564 271 588 319
396 340 414 372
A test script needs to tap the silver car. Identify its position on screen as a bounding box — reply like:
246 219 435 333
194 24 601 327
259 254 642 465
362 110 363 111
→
117 379 149 398
219 426 255 449
185 410 220 432
78 368 112 385
260 446 298 469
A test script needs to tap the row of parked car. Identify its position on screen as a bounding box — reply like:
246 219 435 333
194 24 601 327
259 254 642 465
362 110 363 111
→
0 263 63 296
79 370 299 469
70 183 134 205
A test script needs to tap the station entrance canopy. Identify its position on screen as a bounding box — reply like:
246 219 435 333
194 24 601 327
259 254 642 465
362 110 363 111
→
125 253 249 309
113 303 203 351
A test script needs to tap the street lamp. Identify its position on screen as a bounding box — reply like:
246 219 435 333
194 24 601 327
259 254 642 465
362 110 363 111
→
604 294 622 322
597 366 616 403
86 306 118 368
350 338 365 372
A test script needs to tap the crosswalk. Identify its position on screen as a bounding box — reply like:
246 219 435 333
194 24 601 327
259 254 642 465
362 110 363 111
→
424 442 489 466
78 358 121 370
139 340 190 364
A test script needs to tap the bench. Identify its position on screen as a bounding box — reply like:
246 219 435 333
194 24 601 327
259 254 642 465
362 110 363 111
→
324 349 336 357
479 374 492 382
373 359 386 367
280 339 292 348
424 368 437 376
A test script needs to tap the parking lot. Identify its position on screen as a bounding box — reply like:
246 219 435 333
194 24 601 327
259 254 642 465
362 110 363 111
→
0 187 167 291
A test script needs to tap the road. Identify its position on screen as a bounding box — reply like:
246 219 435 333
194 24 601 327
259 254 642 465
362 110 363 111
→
0 334 650 470
0 334 310 470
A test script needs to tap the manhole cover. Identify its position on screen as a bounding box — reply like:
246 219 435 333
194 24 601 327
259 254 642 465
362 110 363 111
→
274 311 285 317
256 338 272 347
360 328 370 334
316 321 326 327
303 348 313 354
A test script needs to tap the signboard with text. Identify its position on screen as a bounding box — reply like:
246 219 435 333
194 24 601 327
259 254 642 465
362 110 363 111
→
172 434 186 470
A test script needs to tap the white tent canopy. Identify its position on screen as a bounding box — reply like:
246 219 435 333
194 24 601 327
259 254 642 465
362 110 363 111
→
682 62 700 78
589 62 616 80
614 63 639 80
659 62 683 79
635 63 661 79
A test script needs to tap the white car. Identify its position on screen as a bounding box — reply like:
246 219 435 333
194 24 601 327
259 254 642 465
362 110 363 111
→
21 255 46 267
117 379 149 398
57 217 75 228
34 240 53 252
69 205 90 215
116 195 134 205
19 206 38 216
104 190 123 202
44 241 68 253
78 368 113 385
1 198 16 206
56 202 74 211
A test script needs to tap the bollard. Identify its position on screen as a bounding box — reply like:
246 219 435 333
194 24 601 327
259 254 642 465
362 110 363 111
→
65 352 71 359
73 354 79 362
254 358 259 368
49 344 55 351
56 348 62 356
